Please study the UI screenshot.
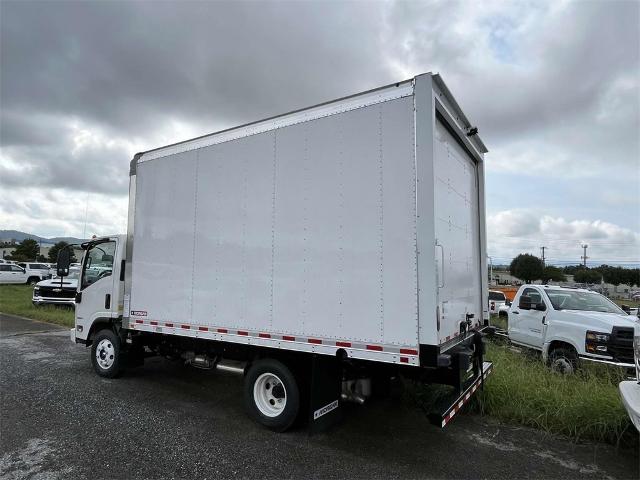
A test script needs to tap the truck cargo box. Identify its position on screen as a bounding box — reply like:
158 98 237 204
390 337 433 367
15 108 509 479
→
124 73 488 368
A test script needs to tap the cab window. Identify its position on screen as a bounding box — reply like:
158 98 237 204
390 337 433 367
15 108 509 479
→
81 241 116 289
522 288 542 304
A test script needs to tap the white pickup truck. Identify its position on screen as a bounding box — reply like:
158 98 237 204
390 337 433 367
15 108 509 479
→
508 285 636 373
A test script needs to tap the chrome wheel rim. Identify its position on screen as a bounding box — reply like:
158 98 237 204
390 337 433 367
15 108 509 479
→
551 357 573 374
96 338 115 370
253 372 286 417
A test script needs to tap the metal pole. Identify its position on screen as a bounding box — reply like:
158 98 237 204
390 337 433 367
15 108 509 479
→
581 244 589 267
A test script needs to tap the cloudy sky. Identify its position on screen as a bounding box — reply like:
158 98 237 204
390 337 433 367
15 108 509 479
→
1 0 639 265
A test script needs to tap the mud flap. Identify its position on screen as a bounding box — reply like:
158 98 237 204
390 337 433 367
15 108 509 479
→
428 361 493 428
308 354 342 434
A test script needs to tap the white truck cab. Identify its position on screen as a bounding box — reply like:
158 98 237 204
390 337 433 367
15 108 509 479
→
508 285 636 373
71 235 125 344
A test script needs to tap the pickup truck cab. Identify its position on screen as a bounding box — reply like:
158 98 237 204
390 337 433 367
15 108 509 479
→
508 285 636 373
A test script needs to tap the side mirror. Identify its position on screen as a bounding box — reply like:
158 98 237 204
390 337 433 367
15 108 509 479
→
506 300 512 307
101 254 114 263
535 303 547 311
56 248 71 277
518 296 532 310
620 304 630 314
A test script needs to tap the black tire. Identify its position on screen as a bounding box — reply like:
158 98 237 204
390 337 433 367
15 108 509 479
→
244 358 300 432
27 277 39 285
91 329 122 378
548 346 578 374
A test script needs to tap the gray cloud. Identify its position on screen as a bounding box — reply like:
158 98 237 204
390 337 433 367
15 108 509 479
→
1 0 638 259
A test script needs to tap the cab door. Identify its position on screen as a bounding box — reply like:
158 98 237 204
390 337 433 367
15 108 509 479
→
511 287 547 349
8 265 27 283
75 239 118 340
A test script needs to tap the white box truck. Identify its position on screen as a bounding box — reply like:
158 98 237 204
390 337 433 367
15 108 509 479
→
60 73 492 431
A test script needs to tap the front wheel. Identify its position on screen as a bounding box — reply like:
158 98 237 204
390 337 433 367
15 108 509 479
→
548 346 578 374
91 329 122 378
244 358 300 432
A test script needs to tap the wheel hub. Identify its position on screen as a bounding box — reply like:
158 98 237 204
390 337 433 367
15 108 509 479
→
254 373 287 417
95 339 115 370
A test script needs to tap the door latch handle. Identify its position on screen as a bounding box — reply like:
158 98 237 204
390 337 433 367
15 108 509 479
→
512 311 519 314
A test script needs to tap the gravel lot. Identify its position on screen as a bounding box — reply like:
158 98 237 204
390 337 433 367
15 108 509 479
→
0 313 637 479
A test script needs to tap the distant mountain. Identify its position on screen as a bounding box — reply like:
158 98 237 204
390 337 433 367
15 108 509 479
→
0 230 87 246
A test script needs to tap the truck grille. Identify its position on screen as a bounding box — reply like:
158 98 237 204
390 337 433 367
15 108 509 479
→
38 287 75 299
608 327 634 364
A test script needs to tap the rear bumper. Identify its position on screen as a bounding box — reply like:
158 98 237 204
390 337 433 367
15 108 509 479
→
619 381 640 431
437 361 493 428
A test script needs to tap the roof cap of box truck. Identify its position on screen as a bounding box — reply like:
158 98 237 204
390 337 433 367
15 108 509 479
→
130 73 487 174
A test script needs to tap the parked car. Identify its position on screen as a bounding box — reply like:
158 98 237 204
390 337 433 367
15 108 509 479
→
17 262 52 284
0 264 29 284
489 290 509 316
508 285 636 373
32 267 80 306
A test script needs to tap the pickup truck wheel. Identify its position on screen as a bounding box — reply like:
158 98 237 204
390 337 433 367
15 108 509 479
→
27 277 39 285
244 359 299 432
91 329 122 378
549 347 578 374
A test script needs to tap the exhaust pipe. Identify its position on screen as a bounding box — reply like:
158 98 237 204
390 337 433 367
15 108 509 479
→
182 352 246 374
216 359 246 375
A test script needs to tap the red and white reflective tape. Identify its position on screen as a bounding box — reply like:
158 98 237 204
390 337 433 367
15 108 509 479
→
440 330 461 345
128 317 420 361
441 364 493 428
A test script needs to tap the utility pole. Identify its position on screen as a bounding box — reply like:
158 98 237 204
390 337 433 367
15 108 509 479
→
488 255 493 285
581 244 589 267
540 246 547 266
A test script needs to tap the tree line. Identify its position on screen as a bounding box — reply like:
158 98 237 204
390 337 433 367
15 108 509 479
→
509 253 640 286
3 239 77 263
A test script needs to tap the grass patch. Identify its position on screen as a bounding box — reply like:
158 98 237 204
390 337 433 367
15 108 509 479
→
477 341 636 447
613 298 640 308
490 313 507 331
0 284 74 327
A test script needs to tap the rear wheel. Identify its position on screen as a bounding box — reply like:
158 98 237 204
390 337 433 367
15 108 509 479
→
27 277 39 285
548 346 578 374
244 358 299 432
91 329 122 378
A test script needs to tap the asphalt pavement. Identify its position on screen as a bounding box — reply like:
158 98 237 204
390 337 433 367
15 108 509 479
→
0 313 637 479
